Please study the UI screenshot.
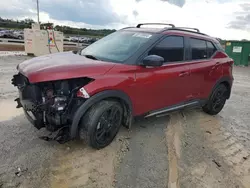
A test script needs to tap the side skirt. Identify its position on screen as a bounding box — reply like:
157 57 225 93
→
144 100 206 118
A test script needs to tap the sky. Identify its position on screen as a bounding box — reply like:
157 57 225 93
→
0 0 250 40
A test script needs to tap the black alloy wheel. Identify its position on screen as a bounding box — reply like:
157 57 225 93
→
80 100 123 149
95 106 122 146
203 84 228 115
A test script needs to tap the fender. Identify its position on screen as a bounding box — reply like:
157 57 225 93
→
209 76 233 99
70 90 133 138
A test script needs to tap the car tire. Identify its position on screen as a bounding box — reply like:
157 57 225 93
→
79 100 123 149
202 84 228 115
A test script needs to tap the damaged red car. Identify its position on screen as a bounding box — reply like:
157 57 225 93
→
12 23 234 149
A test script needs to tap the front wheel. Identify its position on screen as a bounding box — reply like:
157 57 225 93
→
203 84 228 115
79 100 123 149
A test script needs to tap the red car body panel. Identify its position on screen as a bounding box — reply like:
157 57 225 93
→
131 64 192 115
18 52 116 83
183 51 233 100
85 63 192 116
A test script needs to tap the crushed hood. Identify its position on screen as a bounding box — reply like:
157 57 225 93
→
18 52 115 83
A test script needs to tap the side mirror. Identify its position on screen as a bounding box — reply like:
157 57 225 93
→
142 55 164 67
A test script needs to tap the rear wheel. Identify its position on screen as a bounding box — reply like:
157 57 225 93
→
203 84 228 115
79 100 123 149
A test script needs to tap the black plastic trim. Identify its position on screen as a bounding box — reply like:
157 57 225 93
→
70 90 133 138
144 99 206 118
24 110 36 125
23 110 44 130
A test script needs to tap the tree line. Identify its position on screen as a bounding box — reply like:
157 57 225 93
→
0 17 116 37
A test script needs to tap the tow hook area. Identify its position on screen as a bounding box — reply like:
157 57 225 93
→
39 126 71 144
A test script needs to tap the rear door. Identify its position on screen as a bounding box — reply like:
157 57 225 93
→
132 35 193 115
187 38 222 99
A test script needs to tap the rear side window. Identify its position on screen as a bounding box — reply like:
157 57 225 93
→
190 38 207 60
149 36 184 63
207 41 216 58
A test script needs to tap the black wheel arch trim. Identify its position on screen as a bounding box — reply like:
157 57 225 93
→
209 76 233 100
70 90 133 139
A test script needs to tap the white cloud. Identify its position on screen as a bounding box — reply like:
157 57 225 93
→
110 0 250 40
0 0 249 40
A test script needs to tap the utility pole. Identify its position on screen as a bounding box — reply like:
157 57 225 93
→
36 0 40 24
78 29 80 48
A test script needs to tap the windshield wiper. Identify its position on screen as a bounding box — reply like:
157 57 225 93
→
84 54 99 60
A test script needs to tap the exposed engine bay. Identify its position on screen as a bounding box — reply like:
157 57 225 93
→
11 73 93 142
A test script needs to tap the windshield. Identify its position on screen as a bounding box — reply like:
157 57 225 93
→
81 31 153 63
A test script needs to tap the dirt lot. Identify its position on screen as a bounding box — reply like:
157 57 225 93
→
0 54 250 188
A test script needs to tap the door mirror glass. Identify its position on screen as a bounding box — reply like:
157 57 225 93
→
142 55 164 67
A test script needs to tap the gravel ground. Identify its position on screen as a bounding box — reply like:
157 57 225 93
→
0 54 250 188
115 116 169 188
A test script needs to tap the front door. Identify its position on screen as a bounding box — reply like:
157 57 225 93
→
132 35 192 115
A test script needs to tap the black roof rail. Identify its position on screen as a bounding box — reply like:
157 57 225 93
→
163 28 208 36
136 23 175 28
120 27 136 30
122 23 208 36
175 27 200 32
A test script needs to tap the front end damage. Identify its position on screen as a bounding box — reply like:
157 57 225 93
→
11 73 93 143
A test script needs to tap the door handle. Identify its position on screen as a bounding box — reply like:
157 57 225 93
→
179 72 189 77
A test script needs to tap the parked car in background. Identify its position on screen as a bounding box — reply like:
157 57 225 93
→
0 30 13 38
86 37 98 44
13 31 24 39
0 31 4 38
69 36 79 42
79 37 90 43
63 37 70 42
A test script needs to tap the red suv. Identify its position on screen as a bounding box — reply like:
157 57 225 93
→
12 23 234 149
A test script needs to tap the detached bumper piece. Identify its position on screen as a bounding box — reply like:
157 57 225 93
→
12 73 45 129
39 126 71 144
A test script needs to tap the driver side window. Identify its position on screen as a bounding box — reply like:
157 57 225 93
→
148 36 184 63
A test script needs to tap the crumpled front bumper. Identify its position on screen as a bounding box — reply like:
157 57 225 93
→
12 73 44 129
